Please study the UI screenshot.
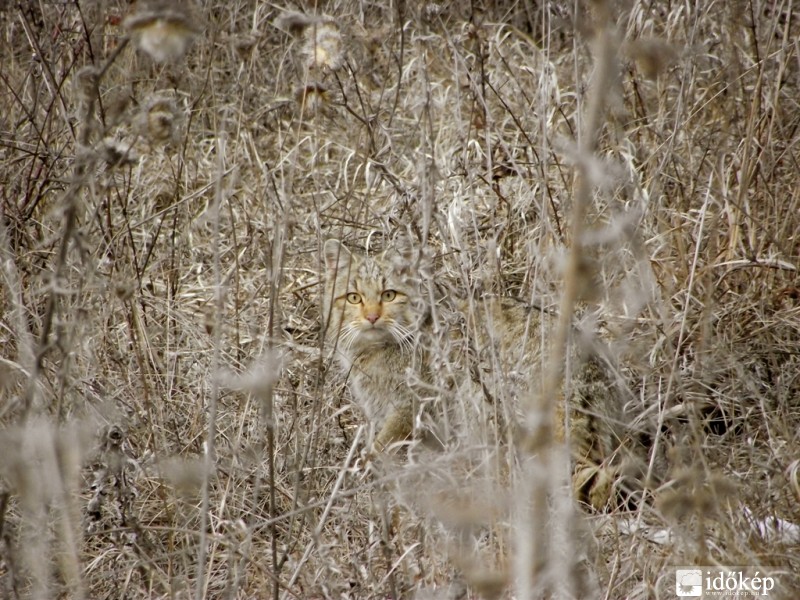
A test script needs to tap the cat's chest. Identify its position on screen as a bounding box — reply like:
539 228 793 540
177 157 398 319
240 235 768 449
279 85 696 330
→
347 346 411 383
332 346 412 420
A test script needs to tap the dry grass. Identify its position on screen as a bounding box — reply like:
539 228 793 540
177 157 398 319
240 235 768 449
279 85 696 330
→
1 1 799 598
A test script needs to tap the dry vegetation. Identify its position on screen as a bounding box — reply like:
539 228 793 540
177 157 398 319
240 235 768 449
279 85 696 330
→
1 0 800 598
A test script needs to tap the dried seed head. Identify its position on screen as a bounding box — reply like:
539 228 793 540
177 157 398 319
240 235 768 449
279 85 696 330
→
788 459 800 502
73 65 99 105
466 568 508 600
294 82 330 113
656 467 734 520
423 3 446 21
124 4 199 63
234 33 258 58
104 91 132 127
274 11 322 36
626 37 678 80
139 96 181 144
202 304 215 335
100 137 139 167
656 487 694 520
101 424 125 452
303 20 344 71
218 352 285 398
113 281 135 301
156 457 207 498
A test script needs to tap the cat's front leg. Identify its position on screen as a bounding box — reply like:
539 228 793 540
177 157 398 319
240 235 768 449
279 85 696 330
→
373 404 414 452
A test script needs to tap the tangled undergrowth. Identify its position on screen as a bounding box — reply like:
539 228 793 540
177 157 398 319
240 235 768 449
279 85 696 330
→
1 1 799 598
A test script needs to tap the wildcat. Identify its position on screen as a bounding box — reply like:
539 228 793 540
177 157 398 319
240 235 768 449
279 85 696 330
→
322 238 625 509
322 238 426 450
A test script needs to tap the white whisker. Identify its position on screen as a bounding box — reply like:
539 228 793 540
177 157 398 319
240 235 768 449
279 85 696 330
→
340 323 360 350
388 321 415 353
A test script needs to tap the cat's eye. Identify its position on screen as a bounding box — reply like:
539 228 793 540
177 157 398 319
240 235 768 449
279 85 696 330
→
381 290 397 302
346 292 362 304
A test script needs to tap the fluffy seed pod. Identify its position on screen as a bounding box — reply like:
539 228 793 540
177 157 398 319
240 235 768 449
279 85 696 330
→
294 83 330 113
73 65 99 106
302 20 344 71
274 11 321 36
626 37 678 80
124 4 199 63
100 137 139 167
138 96 181 144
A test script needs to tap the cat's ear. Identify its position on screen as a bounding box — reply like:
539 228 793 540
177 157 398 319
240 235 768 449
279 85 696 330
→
323 239 352 272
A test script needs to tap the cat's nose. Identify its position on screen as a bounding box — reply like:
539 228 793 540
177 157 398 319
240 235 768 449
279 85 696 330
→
365 312 380 324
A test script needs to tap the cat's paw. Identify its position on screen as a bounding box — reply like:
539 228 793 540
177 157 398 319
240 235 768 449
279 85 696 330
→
572 462 621 511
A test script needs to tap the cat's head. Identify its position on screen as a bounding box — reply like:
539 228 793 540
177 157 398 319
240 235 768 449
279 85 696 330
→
322 239 422 353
